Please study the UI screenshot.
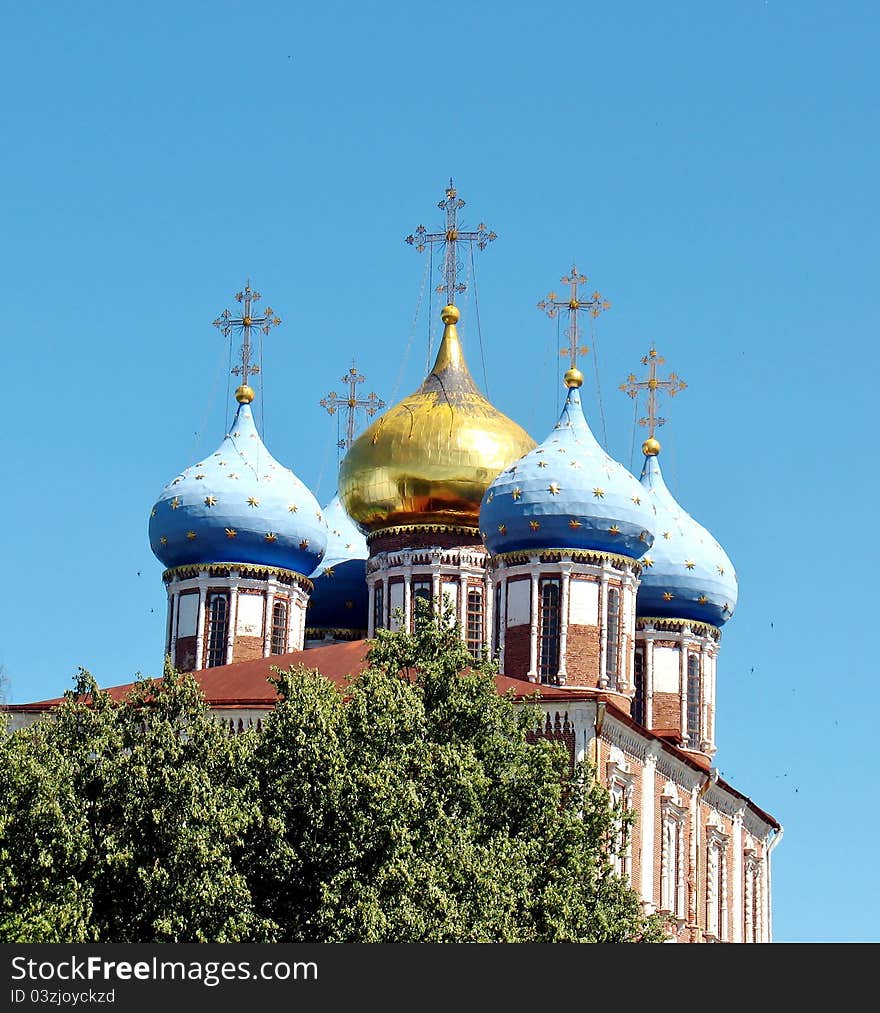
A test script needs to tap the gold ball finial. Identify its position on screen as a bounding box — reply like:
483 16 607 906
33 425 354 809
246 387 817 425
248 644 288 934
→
235 384 255 404
642 436 661 456
564 367 584 388
441 304 460 324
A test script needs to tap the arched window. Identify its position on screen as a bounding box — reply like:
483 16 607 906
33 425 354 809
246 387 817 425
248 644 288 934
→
270 599 288 655
493 583 502 658
538 577 561 681
632 647 646 725
466 587 484 658
411 578 433 628
206 593 229 668
373 583 385 632
687 654 701 748
606 586 621 689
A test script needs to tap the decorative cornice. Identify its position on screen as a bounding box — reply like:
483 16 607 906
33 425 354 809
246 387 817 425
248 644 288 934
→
743 807 776 839
636 615 721 641
163 562 313 592
704 784 747 820
366 523 481 544
602 716 650 763
654 750 703 793
491 547 642 573
304 627 367 641
367 546 488 574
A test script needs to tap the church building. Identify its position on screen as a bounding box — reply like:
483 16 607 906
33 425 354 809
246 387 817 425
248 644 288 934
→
6 183 781 943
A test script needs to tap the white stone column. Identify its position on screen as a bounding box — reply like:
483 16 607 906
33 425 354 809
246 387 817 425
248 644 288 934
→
680 633 689 743
498 574 508 670
558 565 571 683
598 566 609 688
367 580 376 638
194 576 207 670
459 573 468 641
640 752 657 911
168 588 179 661
527 567 539 680
264 587 275 656
403 560 412 632
700 640 711 750
761 848 771 943
225 579 240 665
645 634 654 728
483 569 493 656
732 811 744 943
690 787 700 928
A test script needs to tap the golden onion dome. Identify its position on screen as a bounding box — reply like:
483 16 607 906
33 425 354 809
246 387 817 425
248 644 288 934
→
338 304 536 532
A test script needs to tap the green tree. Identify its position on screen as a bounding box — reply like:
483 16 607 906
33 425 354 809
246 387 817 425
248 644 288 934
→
1 666 270 942
1 602 668 943
249 600 668 942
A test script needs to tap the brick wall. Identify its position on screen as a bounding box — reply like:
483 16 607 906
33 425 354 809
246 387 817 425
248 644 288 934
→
174 636 197 672
652 691 682 737
368 530 485 554
233 635 265 664
503 625 530 679
564 624 600 686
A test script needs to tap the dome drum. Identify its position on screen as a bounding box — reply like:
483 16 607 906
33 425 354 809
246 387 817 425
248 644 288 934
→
162 567 309 671
632 624 720 758
491 553 640 693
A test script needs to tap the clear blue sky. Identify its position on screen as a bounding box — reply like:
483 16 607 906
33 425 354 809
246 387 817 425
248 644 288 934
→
2 1 876 943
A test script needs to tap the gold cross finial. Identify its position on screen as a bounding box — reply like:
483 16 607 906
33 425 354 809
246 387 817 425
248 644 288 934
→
213 280 282 389
619 345 687 441
320 361 386 449
405 180 497 305
537 264 611 372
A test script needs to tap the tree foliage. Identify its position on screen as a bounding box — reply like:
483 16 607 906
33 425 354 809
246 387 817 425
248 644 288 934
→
0 604 667 943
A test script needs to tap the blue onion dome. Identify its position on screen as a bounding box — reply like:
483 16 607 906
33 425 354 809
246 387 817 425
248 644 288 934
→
636 437 737 626
480 369 655 558
306 493 369 633
148 385 328 578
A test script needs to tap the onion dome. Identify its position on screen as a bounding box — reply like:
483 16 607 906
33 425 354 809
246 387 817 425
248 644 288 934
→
338 305 536 532
480 368 655 558
636 438 737 625
148 385 327 577
306 493 369 632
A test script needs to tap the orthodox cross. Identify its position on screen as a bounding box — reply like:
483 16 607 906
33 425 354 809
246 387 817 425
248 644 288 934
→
619 346 687 438
320 363 386 449
212 281 282 387
405 179 497 305
537 264 611 373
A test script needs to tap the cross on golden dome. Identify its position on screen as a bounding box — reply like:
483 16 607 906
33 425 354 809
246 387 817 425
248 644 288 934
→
320 362 386 450
537 264 611 373
405 179 497 305
212 281 282 390
619 346 687 447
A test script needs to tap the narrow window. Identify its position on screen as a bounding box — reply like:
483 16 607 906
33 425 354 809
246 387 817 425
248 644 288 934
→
411 578 433 627
466 587 484 658
717 849 727 940
206 593 229 668
493 583 502 658
373 582 385 632
538 577 561 681
270 599 288 655
687 654 701 748
632 647 646 724
606 586 620 689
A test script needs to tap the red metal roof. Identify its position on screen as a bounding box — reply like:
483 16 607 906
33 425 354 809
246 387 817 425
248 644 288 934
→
1 639 779 831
